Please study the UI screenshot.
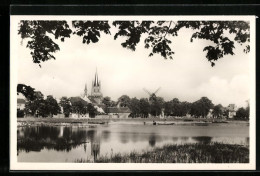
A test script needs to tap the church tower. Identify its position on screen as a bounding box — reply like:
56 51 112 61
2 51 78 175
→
83 84 88 97
90 69 103 104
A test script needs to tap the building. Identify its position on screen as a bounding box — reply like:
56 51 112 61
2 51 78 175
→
67 69 131 118
68 69 105 119
87 69 103 105
226 104 236 118
17 98 26 110
107 107 131 118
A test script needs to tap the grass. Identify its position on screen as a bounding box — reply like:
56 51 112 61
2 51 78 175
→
75 143 249 163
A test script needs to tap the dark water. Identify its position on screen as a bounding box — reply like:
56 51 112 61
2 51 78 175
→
17 122 249 162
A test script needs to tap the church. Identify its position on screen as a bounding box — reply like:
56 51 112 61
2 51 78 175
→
79 69 131 118
81 69 106 113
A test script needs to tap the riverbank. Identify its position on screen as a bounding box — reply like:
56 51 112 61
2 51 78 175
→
17 117 249 127
76 143 249 163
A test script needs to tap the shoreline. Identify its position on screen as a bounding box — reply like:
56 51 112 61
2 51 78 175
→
17 117 249 127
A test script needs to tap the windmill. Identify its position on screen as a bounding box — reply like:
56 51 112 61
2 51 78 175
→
143 87 161 102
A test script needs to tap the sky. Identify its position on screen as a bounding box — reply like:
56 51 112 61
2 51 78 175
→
15 20 251 108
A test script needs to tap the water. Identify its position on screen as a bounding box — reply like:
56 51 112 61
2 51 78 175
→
17 121 249 162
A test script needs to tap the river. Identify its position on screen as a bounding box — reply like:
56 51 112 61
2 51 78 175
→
17 121 249 162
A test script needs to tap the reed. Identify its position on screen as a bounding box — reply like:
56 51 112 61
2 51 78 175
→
76 143 249 163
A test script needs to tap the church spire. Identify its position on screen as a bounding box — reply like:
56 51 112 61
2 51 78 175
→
94 67 99 86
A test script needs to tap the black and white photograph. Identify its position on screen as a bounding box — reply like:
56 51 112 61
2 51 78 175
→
10 16 255 170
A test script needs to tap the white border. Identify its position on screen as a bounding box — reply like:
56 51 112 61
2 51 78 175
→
10 15 256 170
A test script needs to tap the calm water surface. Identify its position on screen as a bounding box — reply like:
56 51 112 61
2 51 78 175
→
17 121 249 162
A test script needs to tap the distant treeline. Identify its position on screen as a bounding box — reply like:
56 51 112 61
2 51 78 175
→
105 95 249 119
17 84 249 119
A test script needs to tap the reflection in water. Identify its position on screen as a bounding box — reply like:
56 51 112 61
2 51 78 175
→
84 143 87 153
119 132 129 144
91 141 100 162
18 126 89 152
86 130 96 142
148 134 156 147
17 123 249 162
192 136 212 144
131 132 139 143
180 137 189 141
90 130 101 162
172 137 178 141
101 130 111 141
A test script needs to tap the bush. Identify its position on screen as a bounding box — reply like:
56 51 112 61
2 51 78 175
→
17 109 25 118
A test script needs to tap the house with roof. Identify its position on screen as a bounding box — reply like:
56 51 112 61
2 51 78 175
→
226 104 237 118
106 107 131 119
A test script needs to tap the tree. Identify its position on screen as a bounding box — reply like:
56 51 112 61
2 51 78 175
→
171 98 181 116
164 101 173 116
235 107 249 120
45 95 61 117
117 95 131 107
17 84 37 101
223 109 229 118
87 103 97 118
139 98 150 118
102 96 112 107
179 101 192 117
150 97 165 117
59 97 72 117
190 97 214 118
25 93 61 118
17 109 25 118
71 101 87 117
24 91 45 117
18 20 249 67
164 99 191 117
212 104 224 118
129 97 141 118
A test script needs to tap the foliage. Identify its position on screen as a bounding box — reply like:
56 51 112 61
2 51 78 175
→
45 95 61 117
24 92 61 118
102 96 112 107
139 98 151 118
24 91 45 117
17 84 37 101
59 97 72 117
71 101 87 116
179 101 192 116
72 21 110 44
235 107 249 120
150 97 165 117
18 21 72 66
128 97 141 118
18 20 250 67
190 97 214 118
212 104 224 118
163 98 191 117
118 95 131 107
87 103 97 118
17 109 25 118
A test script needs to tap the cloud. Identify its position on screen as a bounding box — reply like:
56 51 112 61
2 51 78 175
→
196 75 250 107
